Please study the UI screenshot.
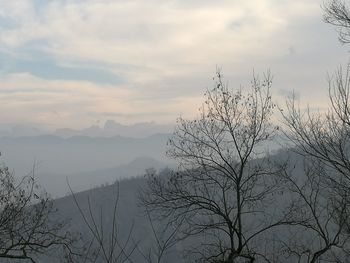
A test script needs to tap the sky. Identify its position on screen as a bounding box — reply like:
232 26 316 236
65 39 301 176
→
0 0 347 130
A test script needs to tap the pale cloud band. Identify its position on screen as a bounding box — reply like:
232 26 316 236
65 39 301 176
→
0 0 346 129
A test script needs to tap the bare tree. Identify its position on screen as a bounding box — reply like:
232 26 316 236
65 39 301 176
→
324 0 350 44
68 181 137 263
141 71 293 262
274 156 350 262
282 64 350 196
280 63 350 262
136 204 182 263
0 159 77 262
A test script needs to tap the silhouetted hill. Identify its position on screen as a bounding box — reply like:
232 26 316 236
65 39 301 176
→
41 148 330 263
52 175 185 263
38 156 170 197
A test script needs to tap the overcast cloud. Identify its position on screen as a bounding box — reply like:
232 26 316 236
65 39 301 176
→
0 0 346 129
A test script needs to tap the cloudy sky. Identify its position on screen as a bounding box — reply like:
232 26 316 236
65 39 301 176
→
0 0 347 130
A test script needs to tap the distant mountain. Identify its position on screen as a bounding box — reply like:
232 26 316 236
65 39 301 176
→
55 120 174 138
0 120 174 138
0 123 49 137
0 133 170 175
38 156 171 198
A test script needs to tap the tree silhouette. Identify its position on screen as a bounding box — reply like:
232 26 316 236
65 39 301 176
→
324 0 350 44
280 64 350 262
141 71 293 262
0 159 77 262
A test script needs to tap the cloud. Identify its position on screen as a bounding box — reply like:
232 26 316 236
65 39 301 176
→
0 1 319 68
0 49 121 84
278 89 300 100
0 0 346 128
0 73 203 128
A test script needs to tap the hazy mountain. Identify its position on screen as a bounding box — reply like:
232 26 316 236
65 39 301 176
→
55 120 174 138
38 156 170 198
0 123 50 138
0 120 174 139
0 133 170 176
